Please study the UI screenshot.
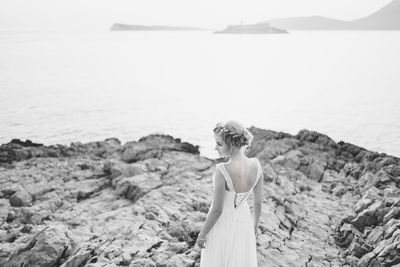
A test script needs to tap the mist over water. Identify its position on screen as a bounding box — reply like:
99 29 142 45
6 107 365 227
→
1 30 399 158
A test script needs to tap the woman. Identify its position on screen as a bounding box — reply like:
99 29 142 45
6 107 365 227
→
197 120 263 267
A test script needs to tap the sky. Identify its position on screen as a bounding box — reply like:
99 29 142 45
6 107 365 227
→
0 0 393 31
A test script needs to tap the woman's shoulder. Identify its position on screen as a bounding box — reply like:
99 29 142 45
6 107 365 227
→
249 157 261 166
220 157 259 170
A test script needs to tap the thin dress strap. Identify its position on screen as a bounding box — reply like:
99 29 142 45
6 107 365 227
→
216 163 235 192
248 160 262 192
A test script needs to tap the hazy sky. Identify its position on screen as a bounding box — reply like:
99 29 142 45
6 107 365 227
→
0 0 393 31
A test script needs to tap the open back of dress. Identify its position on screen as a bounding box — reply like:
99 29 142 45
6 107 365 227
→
218 159 262 209
200 159 262 267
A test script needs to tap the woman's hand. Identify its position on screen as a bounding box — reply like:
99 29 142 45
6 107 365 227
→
196 235 206 249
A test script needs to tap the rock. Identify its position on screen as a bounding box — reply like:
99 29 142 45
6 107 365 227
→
6 225 74 267
351 201 383 231
120 252 132 265
0 140 69 164
121 134 199 163
71 138 122 158
103 160 146 179
262 163 278 182
9 190 33 207
166 254 195 266
0 138 124 165
366 227 384 245
129 258 156 267
60 251 91 267
121 142 153 163
358 251 376 266
309 163 324 182
296 129 338 149
10 139 43 147
354 198 373 213
115 173 162 202
383 207 400 224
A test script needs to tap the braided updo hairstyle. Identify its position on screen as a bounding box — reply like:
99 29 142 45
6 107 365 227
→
213 121 254 154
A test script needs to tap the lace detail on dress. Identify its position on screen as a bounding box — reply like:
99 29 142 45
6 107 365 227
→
234 192 249 209
218 160 261 210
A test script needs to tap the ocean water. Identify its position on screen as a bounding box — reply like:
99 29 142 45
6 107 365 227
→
0 30 399 159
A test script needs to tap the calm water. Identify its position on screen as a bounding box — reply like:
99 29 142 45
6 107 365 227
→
1 30 399 159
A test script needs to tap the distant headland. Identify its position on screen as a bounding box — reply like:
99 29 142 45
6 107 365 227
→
267 0 400 30
110 23 209 31
215 23 288 34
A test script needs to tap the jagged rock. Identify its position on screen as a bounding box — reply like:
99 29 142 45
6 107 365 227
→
354 198 374 213
166 254 195 266
351 200 383 231
383 207 400 224
59 250 92 267
103 159 147 178
129 258 156 267
296 129 338 149
115 173 162 202
5 225 74 267
121 134 199 163
121 142 155 163
70 138 122 158
9 190 33 207
9 139 44 147
120 252 132 265
309 162 325 182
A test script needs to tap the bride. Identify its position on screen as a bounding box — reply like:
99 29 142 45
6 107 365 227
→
197 120 263 267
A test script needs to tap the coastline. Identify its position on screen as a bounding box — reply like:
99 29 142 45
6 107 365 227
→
0 127 399 266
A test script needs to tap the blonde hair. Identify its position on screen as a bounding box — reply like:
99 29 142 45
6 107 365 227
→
213 121 254 152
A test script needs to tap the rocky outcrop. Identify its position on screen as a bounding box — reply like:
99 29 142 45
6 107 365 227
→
0 129 398 266
247 127 400 266
332 153 400 265
0 138 123 165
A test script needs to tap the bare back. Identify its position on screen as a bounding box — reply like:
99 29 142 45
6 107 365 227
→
222 157 259 193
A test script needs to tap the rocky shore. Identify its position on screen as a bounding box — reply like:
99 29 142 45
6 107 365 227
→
0 127 399 267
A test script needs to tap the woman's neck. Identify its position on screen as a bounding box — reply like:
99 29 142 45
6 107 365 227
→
227 148 246 163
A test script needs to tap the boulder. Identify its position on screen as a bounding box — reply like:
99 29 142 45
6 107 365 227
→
129 258 156 267
166 254 195 267
115 173 162 202
6 225 74 267
9 190 33 207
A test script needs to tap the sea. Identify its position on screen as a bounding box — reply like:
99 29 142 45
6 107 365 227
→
1 30 399 159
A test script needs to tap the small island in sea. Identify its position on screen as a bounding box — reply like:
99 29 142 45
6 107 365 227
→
110 23 209 31
215 22 288 34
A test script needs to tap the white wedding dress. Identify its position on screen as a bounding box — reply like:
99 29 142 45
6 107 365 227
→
200 159 262 267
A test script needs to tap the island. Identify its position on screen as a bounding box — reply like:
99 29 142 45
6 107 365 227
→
215 22 288 34
267 0 400 30
110 23 209 31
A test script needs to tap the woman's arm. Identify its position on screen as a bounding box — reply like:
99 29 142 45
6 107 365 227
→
198 167 226 239
253 161 264 232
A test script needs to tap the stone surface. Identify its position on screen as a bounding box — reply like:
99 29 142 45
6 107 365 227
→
0 129 399 266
